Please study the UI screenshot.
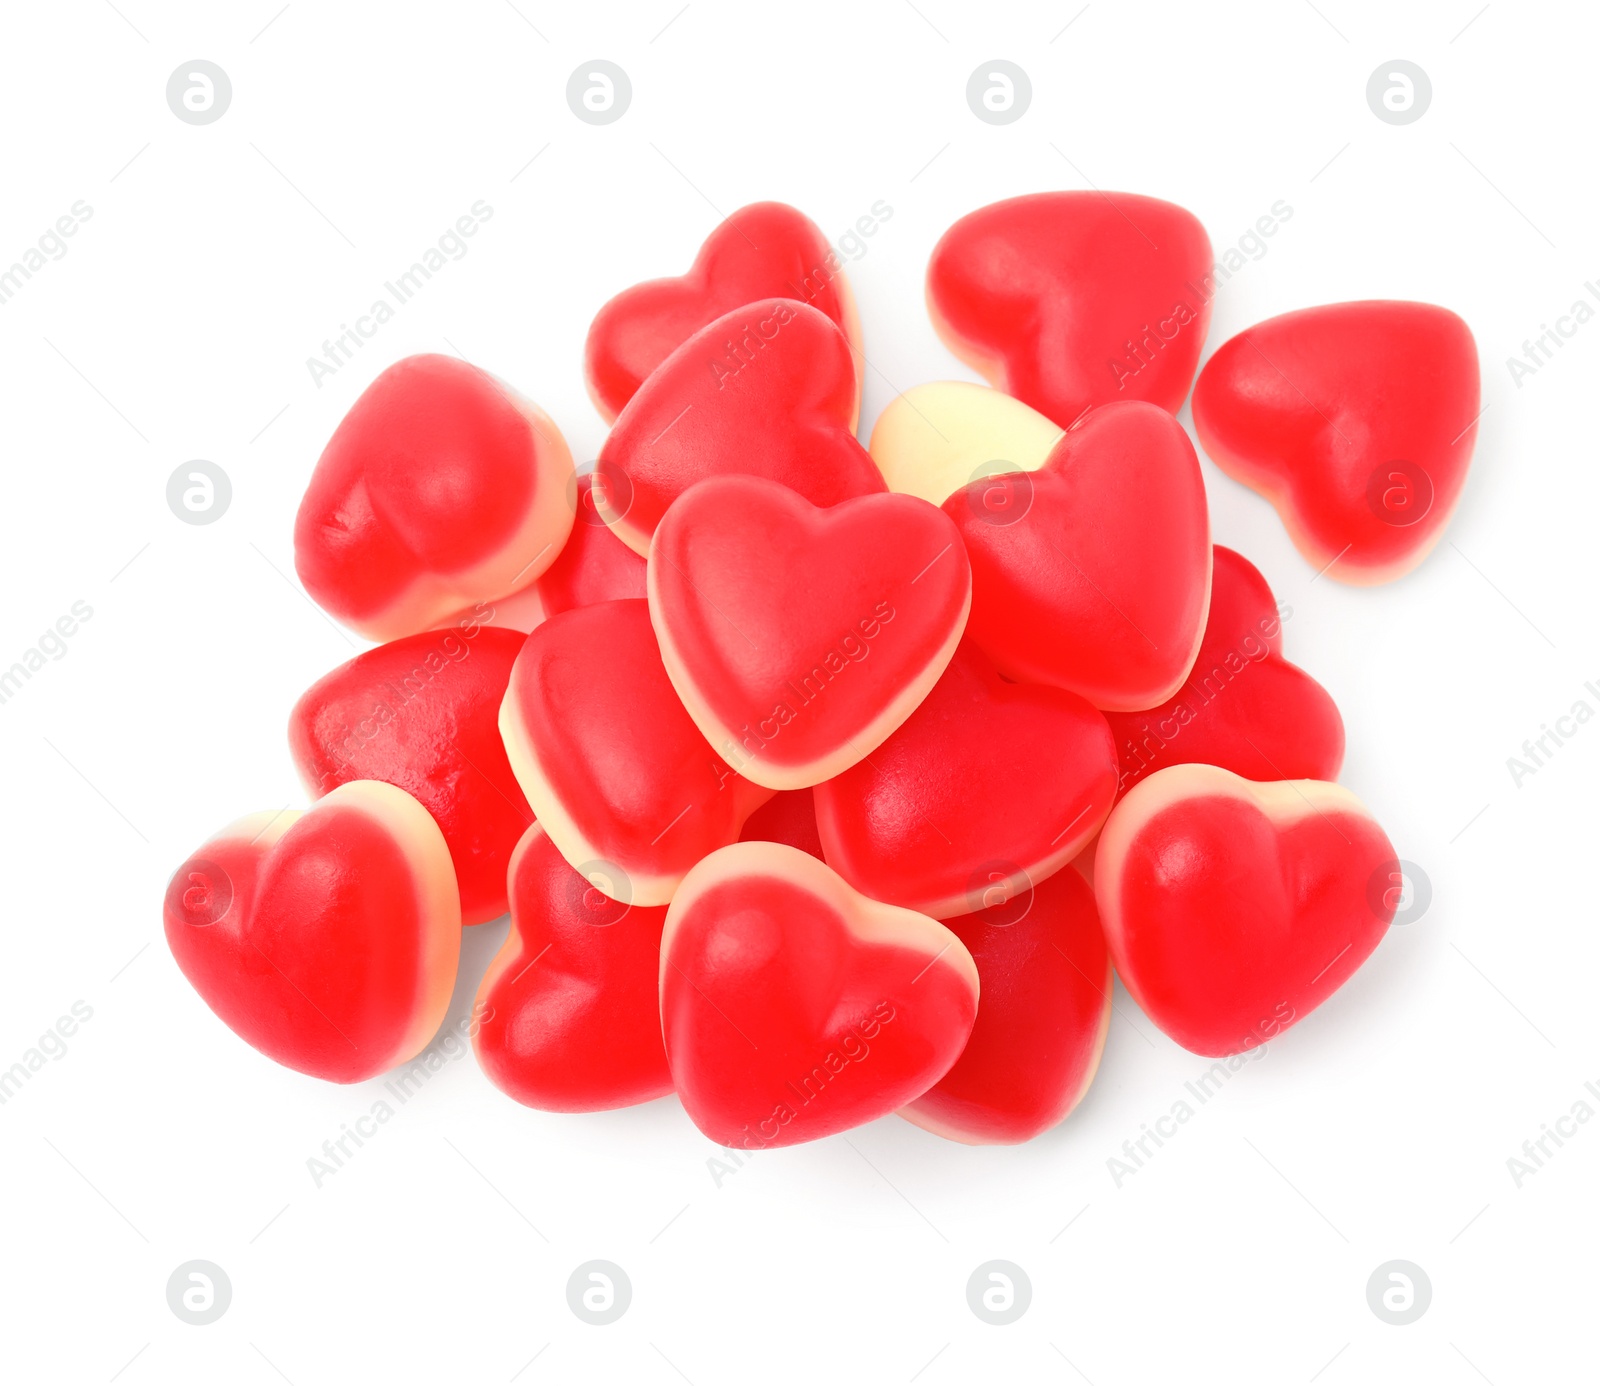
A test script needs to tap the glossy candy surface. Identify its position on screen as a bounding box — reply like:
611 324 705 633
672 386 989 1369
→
927 192 1214 427
585 201 862 424
474 826 673 1111
661 842 979 1149
869 381 1063 507
288 623 532 925
738 789 825 861
163 781 461 1083
650 475 971 789
499 598 772 905
1191 301 1480 584
487 473 648 631
814 640 1116 917
902 866 1111 1145
1104 546 1344 796
945 400 1211 711
595 299 885 555
294 354 576 639
1095 765 1397 1057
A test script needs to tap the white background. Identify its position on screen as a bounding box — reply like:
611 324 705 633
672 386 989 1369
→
0 1 1594 1381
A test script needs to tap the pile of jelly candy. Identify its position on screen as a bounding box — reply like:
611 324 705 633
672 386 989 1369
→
164 194 1477 1147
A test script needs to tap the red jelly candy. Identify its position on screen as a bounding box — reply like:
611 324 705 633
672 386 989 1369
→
902 867 1111 1145
738 790 825 862
499 598 772 905
814 640 1116 917
294 354 576 639
926 191 1214 427
661 842 979 1149
1191 301 1480 584
595 298 885 555
474 826 673 1111
1104 546 1344 796
944 400 1211 710
163 782 461 1083
650 475 971 789
584 201 862 425
287 623 533 926
488 473 648 631
1095 765 1397 1056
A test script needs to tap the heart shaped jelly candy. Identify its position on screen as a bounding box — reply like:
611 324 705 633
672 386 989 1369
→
945 400 1211 710
163 781 461 1083
1191 301 1480 584
649 474 971 789
902 865 1111 1145
1103 546 1344 796
814 640 1116 917
661 842 978 1149
486 473 649 632
869 380 1063 506
585 201 861 424
927 191 1214 426
595 298 884 556
1095 764 1397 1056
288 621 533 925
499 598 772 905
294 354 576 639
474 826 673 1111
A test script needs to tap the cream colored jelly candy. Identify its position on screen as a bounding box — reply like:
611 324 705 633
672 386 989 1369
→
869 380 1063 506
